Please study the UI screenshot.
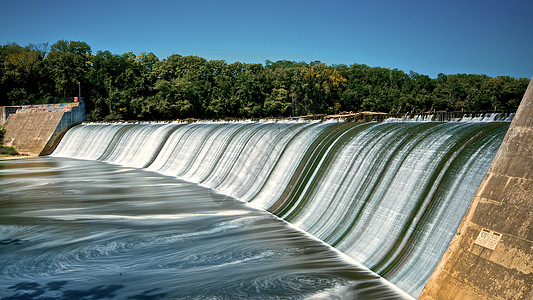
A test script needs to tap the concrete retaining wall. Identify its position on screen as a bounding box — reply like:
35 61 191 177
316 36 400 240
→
419 78 533 299
2 102 85 156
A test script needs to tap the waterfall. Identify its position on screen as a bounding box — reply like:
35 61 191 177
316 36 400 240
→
52 120 508 297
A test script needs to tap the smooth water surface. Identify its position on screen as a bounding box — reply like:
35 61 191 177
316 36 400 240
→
0 157 409 299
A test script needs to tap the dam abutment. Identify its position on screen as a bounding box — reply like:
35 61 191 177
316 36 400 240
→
1 102 85 156
420 78 533 299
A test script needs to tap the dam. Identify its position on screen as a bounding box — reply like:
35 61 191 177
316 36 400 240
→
46 119 507 297
0 79 531 298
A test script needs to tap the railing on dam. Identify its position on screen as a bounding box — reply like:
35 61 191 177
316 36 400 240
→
1 102 85 125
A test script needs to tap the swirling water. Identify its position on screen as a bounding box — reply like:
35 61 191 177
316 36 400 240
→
1 120 508 299
0 157 407 299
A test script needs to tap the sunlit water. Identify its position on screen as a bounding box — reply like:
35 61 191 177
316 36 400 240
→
0 157 410 299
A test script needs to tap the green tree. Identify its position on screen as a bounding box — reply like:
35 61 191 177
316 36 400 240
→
0 43 50 105
0 40 529 121
45 40 92 101
264 88 291 116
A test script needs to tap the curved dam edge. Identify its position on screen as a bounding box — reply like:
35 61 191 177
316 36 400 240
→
420 78 533 300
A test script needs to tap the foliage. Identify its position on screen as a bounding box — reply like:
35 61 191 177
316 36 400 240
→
0 126 19 155
1 41 529 120
0 145 19 155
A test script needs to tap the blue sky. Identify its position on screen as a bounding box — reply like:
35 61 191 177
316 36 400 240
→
1 0 532 78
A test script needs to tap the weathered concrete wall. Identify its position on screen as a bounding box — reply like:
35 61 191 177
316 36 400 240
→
3 112 66 156
1 106 21 125
419 78 533 300
2 102 85 156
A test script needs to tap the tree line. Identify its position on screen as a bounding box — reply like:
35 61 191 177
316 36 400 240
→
1 40 529 121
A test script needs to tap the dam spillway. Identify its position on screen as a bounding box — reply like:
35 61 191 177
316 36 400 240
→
49 120 509 297
420 78 533 299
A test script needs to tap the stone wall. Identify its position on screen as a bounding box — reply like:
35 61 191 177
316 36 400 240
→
419 78 533 299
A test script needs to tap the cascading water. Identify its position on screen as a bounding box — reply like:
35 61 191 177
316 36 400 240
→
50 120 508 297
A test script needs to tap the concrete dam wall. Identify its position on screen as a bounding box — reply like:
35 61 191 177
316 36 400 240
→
2 102 85 156
2 78 532 298
420 78 533 299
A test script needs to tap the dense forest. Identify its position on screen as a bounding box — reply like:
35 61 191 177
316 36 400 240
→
1 40 529 121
